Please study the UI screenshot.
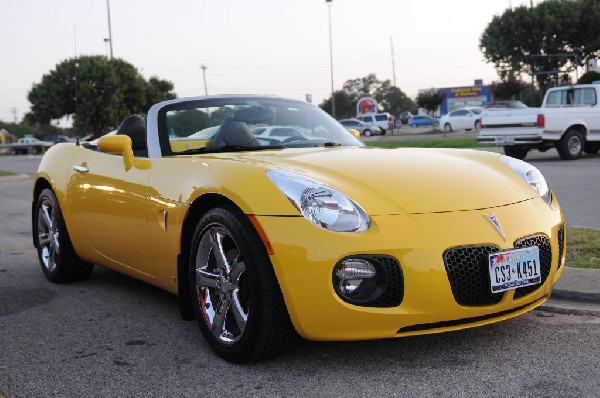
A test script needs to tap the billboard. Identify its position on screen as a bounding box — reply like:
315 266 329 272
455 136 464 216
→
440 85 492 114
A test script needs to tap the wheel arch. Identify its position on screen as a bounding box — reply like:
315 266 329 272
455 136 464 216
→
31 177 53 248
562 123 587 139
177 193 256 320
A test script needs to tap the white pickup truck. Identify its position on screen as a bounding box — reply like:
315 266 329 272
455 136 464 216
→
478 84 600 160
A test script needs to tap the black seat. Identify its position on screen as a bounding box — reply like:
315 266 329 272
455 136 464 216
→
116 115 147 157
209 117 260 148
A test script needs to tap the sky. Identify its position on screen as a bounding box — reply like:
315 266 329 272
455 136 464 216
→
0 0 537 124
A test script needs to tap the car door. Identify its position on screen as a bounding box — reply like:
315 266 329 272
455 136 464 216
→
65 146 153 277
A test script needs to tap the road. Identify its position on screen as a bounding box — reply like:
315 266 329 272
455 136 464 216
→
1 154 599 397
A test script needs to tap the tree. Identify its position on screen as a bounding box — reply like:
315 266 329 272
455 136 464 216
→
490 78 529 100
480 0 600 94
320 90 356 119
26 55 176 136
319 74 417 118
578 71 600 84
415 89 446 117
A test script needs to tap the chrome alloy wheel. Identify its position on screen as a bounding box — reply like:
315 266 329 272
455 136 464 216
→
37 197 60 272
195 226 249 345
568 135 582 156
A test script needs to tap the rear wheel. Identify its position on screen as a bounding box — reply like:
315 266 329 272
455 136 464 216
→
34 189 93 283
503 145 529 160
556 130 583 160
189 206 294 362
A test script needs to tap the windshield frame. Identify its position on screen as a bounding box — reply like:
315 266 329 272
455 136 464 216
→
153 95 363 157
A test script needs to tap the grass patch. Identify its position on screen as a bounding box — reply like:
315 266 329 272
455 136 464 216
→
0 170 16 177
366 137 490 149
566 227 600 269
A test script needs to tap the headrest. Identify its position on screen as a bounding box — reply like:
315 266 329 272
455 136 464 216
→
234 107 274 124
116 115 146 146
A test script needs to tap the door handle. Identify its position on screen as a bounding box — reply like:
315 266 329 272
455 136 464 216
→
73 165 90 173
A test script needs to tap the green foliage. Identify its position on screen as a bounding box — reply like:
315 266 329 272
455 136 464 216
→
209 106 235 126
566 227 600 269
0 120 66 139
319 74 417 118
26 55 176 135
167 110 210 136
480 0 600 93
366 138 485 148
491 79 529 100
320 90 356 119
415 88 447 116
578 71 600 84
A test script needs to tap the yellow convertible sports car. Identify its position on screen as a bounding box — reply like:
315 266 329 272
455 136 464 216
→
32 95 566 362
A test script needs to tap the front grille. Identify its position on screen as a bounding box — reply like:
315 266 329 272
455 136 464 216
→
397 297 544 334
443 245 502 306
368 255 404 308
513 234 552 298
557 224 565 270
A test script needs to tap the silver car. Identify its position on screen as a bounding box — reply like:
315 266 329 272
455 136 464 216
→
338 119 382 136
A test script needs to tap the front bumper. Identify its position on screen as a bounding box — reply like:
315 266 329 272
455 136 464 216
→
257 197 565 340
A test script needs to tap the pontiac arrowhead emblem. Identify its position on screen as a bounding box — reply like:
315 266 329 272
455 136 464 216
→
485 213 506 239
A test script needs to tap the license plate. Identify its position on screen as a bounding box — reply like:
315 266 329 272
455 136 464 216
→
495 136 514 144
488 247 541 293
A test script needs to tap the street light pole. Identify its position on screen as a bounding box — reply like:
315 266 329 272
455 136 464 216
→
326 0 335 118
106 0 114 60
200 65 208 95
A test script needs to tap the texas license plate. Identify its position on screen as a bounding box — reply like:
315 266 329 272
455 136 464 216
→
488 247 541 293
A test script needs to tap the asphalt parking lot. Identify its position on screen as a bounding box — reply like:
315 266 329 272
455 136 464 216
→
1 152 599 397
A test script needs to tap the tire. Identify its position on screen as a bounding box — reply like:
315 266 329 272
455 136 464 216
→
444 123 452 132
411 123 417 128
503 145 529 160
584 142 600 154
189 205 294 362
380 129 386 135
34 189 94 283
556 130 584 160
363 129 372 137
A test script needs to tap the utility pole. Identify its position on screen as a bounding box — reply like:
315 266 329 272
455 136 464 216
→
200 65 208 95
11 107 18 123
106 0 114 59
390 37 397 87
326 0 335 118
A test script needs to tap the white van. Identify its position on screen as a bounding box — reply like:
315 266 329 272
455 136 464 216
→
356 113 391 134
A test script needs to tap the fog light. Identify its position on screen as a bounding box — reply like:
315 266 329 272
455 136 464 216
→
334 258 377 300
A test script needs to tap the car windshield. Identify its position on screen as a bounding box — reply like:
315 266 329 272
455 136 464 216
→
161 97 362 154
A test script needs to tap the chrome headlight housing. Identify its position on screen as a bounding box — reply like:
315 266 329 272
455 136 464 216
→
500 155 551 204
266 170 370 232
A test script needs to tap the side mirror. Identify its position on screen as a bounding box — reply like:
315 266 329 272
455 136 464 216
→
97 135 135 170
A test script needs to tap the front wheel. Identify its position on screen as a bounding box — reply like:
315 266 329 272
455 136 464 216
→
34 188 93 282
363 129 372 137
444 123 452 132
189 206 294 362
503 145 529 160
556 130 583 160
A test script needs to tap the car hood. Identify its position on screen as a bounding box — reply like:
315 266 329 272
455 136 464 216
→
209 147 538 215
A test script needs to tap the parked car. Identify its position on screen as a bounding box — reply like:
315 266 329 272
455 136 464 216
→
478 84 600 160
486 100 528 109
440 107 484 132
33 94 565 363
408 115 439 127
399 111 413 124
43 135 71 144
338 119 382 136
356 113 391 134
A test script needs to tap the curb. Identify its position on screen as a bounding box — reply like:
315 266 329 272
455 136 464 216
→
537 302 600 317
551 288 600 303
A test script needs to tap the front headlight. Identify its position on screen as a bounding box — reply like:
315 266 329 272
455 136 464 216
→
266 170 370 232
500 155 551 204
